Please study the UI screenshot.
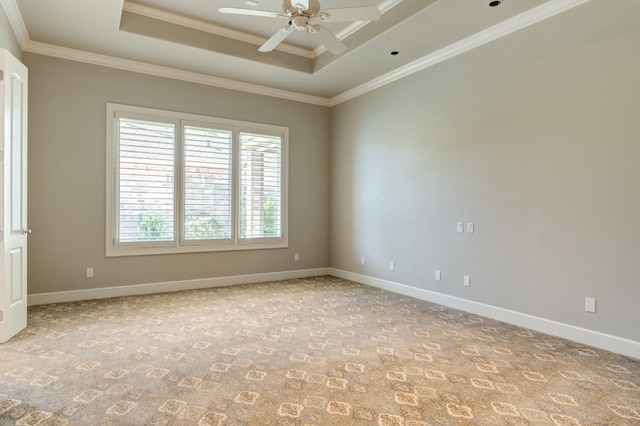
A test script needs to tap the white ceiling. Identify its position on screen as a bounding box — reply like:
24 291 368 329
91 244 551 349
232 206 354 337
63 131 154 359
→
2 0 592 105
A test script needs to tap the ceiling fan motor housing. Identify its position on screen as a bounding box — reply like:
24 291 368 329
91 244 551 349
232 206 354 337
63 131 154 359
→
291 15 309 30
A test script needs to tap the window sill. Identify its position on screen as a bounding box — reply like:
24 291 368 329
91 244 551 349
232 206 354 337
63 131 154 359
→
106 240 288 257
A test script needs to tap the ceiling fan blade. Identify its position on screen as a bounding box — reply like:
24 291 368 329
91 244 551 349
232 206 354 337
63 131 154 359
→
294 0 310 10
218 7 281 18
311 25 347 55
308 0 320 13
283 0 297 14
259 27 293 52
320 7 381 22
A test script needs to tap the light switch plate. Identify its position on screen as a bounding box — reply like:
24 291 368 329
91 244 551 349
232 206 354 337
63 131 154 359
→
585 298 596 313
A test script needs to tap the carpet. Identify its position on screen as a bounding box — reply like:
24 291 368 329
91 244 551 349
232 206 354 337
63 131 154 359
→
0 276 638 425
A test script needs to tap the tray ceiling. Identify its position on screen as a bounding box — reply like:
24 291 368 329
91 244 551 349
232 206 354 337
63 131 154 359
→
2 0 592 104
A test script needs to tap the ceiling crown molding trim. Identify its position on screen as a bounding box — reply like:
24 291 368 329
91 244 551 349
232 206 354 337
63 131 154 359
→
122 1 314 59
125 0 400 60
311 0 404 57
1 0 594 108
334 0 403 40
0 0 29 46
23 40 332 106
329 0 594 106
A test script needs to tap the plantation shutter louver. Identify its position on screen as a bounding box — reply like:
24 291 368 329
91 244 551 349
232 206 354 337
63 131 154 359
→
117 117 175 243
183 125 233 241
240 132 282 240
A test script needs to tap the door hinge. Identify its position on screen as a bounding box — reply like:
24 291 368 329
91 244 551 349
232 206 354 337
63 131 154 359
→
0 70 4 81
0 310 3 321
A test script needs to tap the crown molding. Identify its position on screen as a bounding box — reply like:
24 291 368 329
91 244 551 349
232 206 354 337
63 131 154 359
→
312 0 404 57
124 0 401 60
3 0 592 107
122 1 314 59
335 0 403 41
329 0 593 106
0 0 29 46
23 40 332 106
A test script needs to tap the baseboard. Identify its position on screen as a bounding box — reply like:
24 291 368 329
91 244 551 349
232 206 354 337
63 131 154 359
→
28 268 331 306
330 268 640 360
28 267 639 360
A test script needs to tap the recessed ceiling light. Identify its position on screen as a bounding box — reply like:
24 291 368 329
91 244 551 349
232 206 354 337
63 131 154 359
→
246 0 259 6
390 51 399 56
489 0 502 6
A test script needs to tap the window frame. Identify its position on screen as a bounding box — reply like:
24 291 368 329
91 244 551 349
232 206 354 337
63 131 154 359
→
106 103 289 257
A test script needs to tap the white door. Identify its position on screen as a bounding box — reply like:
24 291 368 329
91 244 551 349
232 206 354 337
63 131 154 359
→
0 49 28 343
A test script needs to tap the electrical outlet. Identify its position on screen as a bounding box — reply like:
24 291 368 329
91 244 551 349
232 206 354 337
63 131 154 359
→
585 297 596 313
466 222 474 233
456 222 464 233
294 253 300 262
389 262 395 272
464 275 470 287
435 270 441 281
86 267 94 278
360 257 366 266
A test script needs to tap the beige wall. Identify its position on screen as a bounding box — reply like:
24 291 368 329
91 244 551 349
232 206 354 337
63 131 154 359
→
331 0 640 342
0 3 21 59
25 54 330 294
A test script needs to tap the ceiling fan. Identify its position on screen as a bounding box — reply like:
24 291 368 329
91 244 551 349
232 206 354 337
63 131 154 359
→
219 0 381 55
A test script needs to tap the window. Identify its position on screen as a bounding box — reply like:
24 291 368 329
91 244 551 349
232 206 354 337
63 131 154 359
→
106 104 288 256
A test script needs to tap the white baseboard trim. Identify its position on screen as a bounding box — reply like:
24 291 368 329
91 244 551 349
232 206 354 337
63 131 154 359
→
28 267 639 359
28 268 331 306
330 268 640 360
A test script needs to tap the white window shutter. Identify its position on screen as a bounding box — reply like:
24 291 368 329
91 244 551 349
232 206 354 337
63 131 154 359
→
107 103 288 256
239 132 282 240
117 117 175 243
183 125 233 241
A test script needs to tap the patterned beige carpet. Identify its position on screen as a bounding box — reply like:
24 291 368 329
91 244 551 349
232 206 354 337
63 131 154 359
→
0 276 638 425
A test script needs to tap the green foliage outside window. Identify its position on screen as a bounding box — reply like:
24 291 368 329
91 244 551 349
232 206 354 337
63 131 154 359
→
137 213 226 241
137 213 170 241
261 192 279 237
240 191 279 238
184 215 226 240
137 194 278 242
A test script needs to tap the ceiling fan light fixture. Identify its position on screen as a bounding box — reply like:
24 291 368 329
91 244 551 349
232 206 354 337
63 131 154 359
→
220 0 380 54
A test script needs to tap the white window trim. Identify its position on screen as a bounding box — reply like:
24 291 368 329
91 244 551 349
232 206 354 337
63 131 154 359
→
106 103 289 257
